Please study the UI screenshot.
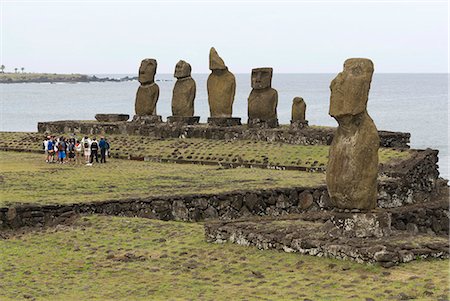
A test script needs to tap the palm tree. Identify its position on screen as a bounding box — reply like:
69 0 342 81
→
14 68 18 73
0 65 4 73
21 67 24 73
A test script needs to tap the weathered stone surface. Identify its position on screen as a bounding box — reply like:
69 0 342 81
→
37 120 410 148
171 60 196 117
167 116 199 125
329 212 392 238
207 47 236 117
204 212 449 267
248 68 278 125
135 59 159 116
95 114 129 122
291 97 306 122
207 117 241 127
131 115 162 125
326 58 380 210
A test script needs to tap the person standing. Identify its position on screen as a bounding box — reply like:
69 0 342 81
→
75 140 83 164
90 138 99 163
58 137 67 164
81 136 91 163
99 137 107 163
43 136 49 162
47 137 54 163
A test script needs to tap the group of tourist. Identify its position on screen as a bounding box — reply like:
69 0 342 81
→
42 135 110 165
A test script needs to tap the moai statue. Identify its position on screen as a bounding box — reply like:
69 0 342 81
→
133 58 162 124
207 47 241 126
167 60 199 125
326 58 380 210
290 97 308 129
247 67 278 128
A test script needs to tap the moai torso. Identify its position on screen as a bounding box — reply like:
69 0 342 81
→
172 60 196 117
291 97 306 122
207 47 236 118
247 68 278 121
326 58 380 210
135 58 159 116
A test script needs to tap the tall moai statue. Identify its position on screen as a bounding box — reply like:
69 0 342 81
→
326 58 380 210
247 68 279 128
133 58 162 124
207 47 241 126
167 60 199 125
290 97 308 129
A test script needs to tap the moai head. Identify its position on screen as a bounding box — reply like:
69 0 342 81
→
329 58 374 118
209 47 227 71
138 59 157 84
293 97 304 106
251 68 273 90
174 60 192 79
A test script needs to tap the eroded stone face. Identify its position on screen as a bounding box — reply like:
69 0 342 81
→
248 67 277 121
135 58 159 116
291 97 306 122
174 60 192 79
207 47 236 117
209 47 227 70
251 68 272 89
138 59 157 84
172 60 196 117
329 58 374 118
326 58 380 210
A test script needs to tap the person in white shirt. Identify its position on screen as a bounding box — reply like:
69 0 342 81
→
81 136 91 163
43 136 49 162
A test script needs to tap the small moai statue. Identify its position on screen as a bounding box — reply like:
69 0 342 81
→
167 60 199 125
133 58 162 124
326 58 380 210
207 47 241 126
290 97 308 129
247 67 278 128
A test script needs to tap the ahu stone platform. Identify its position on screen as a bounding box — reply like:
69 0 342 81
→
205 192 449 268
37 120 411 148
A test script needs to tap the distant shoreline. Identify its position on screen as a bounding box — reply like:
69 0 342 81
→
0 72 137 84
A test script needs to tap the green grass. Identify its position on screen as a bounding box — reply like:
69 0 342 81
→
0 132 412 169
0 215 448 301
0 151 325 207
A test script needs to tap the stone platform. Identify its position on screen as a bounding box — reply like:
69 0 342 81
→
167 116 200 125
205 208 449 267
37 120 411 148
247 118 279 128
131 115 162 124
207 117 242 127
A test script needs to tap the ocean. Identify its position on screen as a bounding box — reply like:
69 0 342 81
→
0 73 448 178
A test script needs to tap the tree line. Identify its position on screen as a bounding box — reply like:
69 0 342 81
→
0 65 25 73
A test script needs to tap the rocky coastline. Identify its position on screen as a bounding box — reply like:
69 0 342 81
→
0 72 137 84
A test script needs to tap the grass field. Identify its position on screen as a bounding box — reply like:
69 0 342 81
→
0 132 411 169
0 215 448 301
0 151 325 207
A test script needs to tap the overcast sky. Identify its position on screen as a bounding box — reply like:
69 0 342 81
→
1 1 448 74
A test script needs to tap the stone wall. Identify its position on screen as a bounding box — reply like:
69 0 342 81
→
37 120 411 148
204 201 449 268
378 148 441 207
1 177 446 231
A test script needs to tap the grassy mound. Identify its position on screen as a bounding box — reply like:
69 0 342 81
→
0 151 324 207
0 215 448 301
0 132 411 170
